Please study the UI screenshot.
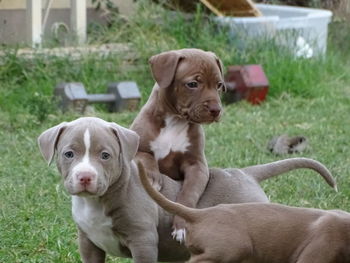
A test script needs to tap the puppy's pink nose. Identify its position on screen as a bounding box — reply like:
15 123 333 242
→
209 104 221 118
77 172 93 186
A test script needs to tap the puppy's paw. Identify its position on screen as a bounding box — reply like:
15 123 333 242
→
172 216 187 243
149 171 162 191
171 228 186 243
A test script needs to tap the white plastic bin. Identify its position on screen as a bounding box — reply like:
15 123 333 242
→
215 4 333 57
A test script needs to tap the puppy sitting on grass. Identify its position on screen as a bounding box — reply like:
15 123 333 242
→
137 161 350 263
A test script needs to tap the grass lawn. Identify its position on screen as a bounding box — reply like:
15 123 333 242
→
1 1 350 262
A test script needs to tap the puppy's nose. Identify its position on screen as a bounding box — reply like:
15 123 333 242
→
208 104 221 118
77 172 93 186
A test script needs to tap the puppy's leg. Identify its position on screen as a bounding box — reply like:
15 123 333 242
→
297 253 338 263
135 152 163 191
187 254 215 263
296 237 340 263
128 234 159 263
173 161 209 242
78 228 106 263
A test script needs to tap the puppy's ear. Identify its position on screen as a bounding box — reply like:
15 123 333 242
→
149 51 184 88
207 51 226 92
38 122 67 165
109 123 140 164
213 53 227 92
215 57 225 76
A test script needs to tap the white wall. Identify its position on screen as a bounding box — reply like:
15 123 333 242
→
0 0 136 45
0 0 135 14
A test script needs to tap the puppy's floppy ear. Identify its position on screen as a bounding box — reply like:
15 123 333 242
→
208 52 227 91
38 122 68 165
109 122 140 164
149 50 184 88
215 56 224 77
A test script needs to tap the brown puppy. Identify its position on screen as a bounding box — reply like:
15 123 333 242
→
130 48 225 241
138 161 348 263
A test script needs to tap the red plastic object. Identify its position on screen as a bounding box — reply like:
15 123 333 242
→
224 65 269 105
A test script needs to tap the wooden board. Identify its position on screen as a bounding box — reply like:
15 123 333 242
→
199 0 262 17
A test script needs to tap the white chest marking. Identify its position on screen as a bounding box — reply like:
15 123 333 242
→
150 116 191 160
72 129 97 175
72 196 122 256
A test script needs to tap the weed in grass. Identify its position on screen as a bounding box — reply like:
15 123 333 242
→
26 92 56 124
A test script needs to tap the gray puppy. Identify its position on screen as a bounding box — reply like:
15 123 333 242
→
38 117 336 263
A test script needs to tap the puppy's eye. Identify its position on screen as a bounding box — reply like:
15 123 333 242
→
101 152 111 160
64 151 74 159
186 81 198 89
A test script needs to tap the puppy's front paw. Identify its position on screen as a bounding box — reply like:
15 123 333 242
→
172 216 186 243
172 228 186 243
149 171 162 191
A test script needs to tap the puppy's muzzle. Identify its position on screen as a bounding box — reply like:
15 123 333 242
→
72 170 98 195
206 103 221 118
189 101 222 123
77 171 94 187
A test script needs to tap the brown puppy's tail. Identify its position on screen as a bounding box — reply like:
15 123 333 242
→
137 161 197 222
241 158 337 191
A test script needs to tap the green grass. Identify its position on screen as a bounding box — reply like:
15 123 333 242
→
1 1 350 262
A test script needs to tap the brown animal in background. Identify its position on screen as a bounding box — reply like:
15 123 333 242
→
130 48 226 241
138 161 347 263
268 134 308 155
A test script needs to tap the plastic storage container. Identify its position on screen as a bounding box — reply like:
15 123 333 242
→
215 4 333 57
